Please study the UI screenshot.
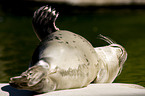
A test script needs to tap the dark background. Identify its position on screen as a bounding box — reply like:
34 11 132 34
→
0 0 145 87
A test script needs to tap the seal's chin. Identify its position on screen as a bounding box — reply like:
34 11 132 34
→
9 78 22 89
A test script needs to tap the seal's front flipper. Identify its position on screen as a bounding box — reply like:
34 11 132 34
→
32 5 59 41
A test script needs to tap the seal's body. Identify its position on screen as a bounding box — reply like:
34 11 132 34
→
30 30 99 92
9 6 127 93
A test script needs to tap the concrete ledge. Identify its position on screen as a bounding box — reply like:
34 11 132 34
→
34 0 145 6
1 83 145 96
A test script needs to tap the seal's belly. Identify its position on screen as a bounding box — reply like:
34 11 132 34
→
37 31 99 89
40 42 98 89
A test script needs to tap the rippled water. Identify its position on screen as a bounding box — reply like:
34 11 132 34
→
0 5 145 87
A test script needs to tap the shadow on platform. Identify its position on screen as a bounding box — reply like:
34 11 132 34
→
1 85 38 96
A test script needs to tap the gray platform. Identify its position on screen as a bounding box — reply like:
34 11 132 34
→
0 83 145 96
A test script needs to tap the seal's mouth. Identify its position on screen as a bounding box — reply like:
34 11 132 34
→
9 82 19 88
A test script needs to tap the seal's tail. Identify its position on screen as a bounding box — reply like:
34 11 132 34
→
32 5 59 41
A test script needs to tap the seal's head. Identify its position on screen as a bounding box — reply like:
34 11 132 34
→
9 63 56 93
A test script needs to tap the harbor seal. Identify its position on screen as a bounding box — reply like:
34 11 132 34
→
9 5 127 93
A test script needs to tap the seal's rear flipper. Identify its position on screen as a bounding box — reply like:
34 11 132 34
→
32 5 59 41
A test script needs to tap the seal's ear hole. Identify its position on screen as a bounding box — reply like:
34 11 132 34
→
38 58 51 69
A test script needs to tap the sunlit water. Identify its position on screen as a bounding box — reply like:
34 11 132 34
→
0 5 145 87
